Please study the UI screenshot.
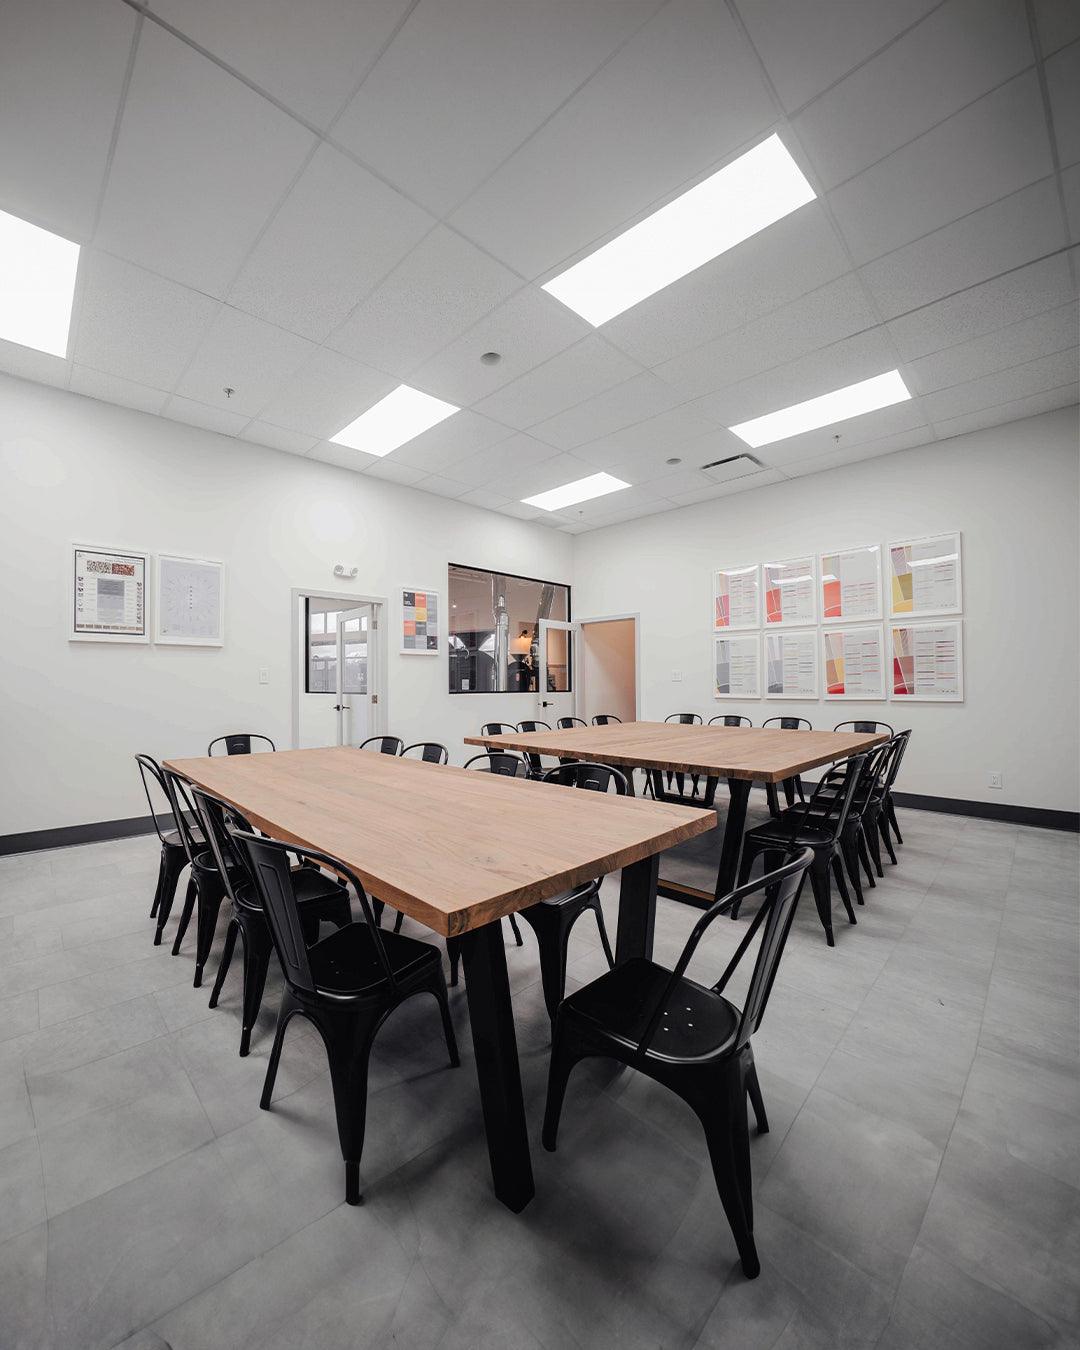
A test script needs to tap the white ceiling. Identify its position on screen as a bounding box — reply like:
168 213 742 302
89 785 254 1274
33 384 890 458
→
1 0 1077 533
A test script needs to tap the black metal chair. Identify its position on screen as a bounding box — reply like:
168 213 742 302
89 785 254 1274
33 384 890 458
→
876 729 912 862
833 720 894 736
207 734 276 756
664 712 705 801
192 787 352 1055
762 716 813 812
159 768 236 984
557 716 588 729
400 741 449 765
592 714 621 725
736 754 867 946
517 720 552 778
135 754 199 932
543 847 814 1280
481 722 517 737
709 715 753 727
799 740 893 905
230 828 458 1206
358 735 404 755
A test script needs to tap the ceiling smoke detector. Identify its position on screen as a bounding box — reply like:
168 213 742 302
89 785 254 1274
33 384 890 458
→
480 351 501 365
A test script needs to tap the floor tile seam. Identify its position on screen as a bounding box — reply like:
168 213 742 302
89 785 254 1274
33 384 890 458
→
6 943 193 1003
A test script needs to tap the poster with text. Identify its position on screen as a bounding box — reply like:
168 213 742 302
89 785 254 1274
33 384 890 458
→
764 555 816 627
765 630 818 699
820 544 882 622
889 532 962 617
713 564 760 630
823 625 885 699
155 554 224 646
714 634 760 699
890 621 963 701
401 587 439 654
70 544 149 642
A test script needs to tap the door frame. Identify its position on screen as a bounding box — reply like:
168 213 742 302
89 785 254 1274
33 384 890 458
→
576 612 641 722
291 587 388 749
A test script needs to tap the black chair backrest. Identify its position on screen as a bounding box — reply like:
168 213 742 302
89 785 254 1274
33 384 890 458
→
708 715 752 727
556 716 587 729
134 754 182 846
161 768 204 865
359 735 404 755
190 787 254 906
541 761 628 795
665 713 702 724
833 720 894 736
805 752 868 840
517 720 551 733
208 734 276 756
763 717 813 732
401 741 449 765
463 751 527 777
592 714 621 725
481 722 517 737
880 729 912 794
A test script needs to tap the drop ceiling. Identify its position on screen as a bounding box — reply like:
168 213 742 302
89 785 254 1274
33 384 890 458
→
1 0 1077 533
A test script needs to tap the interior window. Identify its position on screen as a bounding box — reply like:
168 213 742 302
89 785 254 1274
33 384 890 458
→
448 564 570 694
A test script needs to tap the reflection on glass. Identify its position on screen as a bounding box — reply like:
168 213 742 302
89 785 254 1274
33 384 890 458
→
448 566 570 694
307 603 367 694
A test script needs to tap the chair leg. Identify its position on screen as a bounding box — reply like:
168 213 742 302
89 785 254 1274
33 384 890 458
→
447 936 461 987
168 875 197 952
372 899 385 927
887 797 903 844
590 895 615 969
865 813 885 877
541 1016 583 1152
260 994 301 1109
428 974 460 1067
766 783 780 817
732 840 760 917
318 1007 381 1205
507 913 524 946
745 1059 768 1135
831 854 857 925
150 848 166 919
782 778 795 809
193 874 226 988
857 829 877 889
393 910 404 934
697 1094 760 1279
238 920 273 1057
840 834 865 907
207 917 238 1009
808 855 834 946
878 812 898 865
519 907 571 1027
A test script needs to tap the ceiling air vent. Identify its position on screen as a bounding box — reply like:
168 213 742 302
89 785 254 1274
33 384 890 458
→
700 453 765 484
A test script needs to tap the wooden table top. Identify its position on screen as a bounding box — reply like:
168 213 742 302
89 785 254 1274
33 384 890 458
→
465 721 888 782
163 747 715 937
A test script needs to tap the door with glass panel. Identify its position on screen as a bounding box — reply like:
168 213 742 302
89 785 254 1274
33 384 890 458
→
334 604 376 747
538 619 578 727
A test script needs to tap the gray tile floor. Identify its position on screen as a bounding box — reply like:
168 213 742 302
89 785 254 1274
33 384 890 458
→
1 807 1078 1350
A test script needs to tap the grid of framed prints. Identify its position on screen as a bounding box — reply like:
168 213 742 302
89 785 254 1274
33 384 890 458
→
69 544 225 646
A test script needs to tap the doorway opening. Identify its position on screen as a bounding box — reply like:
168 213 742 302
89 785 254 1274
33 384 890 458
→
292 589 386 749
537 613 639 725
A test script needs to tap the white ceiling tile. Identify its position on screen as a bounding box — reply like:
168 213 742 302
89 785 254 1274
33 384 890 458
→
95 24 315 297
257 348 395 438
736 0 939 112
628 465 716 497
906 303 1078 394
1047 40 1080 167
828 73 1053 265
387 409 512 474
411 287 590 407
486 452 596 500
361 459 428 486
1034 0 1080 55
459 487 513 511
334 0 660 217
600 204 850 366
932 383 1078 439
306 441 380 472
73 253 220 389
472 337 642 431
885 254 1075 359
530 371 682 450
412 474 471 499
69 365 169 415
495 501 544 521
240 421 318 456
552 484 659 524
450 0 775 278
922 346 1078 422
151 0 413 129
860 177 1067 318
753 399 929 468
665 468 787 505
174 308 315 416
227 145 434 343
163 394 249 437
572 404 725 476
794 0 1033 190
0 339 69 390
327 226 521 376
1062 164 1080 242
652 274 878 400
778 426 932 479
0 0 134 240
445 433 557 488
568 493 680 528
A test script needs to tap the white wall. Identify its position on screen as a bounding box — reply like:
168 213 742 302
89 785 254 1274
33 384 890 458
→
573 408 1080 814
0 374 572 835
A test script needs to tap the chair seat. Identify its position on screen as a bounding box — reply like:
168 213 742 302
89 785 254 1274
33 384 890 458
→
164 826 202 850
308 922 440 998
563 957 739 1062
532 880 599 911
747 820 835 850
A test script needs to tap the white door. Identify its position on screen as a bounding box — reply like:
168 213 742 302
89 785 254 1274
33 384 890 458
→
538 619 579 727
335 604 377 747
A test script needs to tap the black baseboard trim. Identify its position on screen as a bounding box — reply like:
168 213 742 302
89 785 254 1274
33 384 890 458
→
891 792 1079 833
0 814 161 857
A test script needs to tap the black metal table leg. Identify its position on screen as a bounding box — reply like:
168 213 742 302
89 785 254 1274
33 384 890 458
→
459 919 535 1213
615 852 659 965
716 777 752 901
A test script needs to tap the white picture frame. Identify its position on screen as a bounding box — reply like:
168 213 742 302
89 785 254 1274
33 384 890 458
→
819 543 883 623
69 543 150 643
888 531 963 618
763 555 817 628
400 585 440 654
713 633 760 699
764 629 818 700
822 625 886 700
713 563 760 631
154 553 225 646
890 620 964 702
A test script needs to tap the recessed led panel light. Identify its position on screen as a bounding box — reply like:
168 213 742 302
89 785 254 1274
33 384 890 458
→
522 471 630 512
0 209 80 357
542 134 815 326
330 384 458 456
729 370 912 448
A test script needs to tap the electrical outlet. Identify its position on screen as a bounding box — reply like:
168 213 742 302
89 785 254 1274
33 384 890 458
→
671 670 683 682
258 668 269 685
987 771 1003 789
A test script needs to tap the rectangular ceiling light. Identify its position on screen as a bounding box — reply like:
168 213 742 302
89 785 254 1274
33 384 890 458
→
330 384 458 456
0 209 80 357
522 471 630 512
542 134 815 326
729 370 912 448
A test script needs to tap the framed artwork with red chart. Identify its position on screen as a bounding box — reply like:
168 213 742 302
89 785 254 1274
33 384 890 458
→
400 586 439 654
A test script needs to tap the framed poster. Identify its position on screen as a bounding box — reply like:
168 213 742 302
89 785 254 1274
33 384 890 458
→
889 532 962 617
820 544 882 622
70 544 149 643
401 586 439 654
713 564 760 631
155 553 224 646
765 629 817 699
714 634 760 699
890 621 963 701
763 555 816 627
823 625 885 700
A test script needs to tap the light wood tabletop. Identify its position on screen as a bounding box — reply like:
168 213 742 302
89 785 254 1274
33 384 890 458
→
163 745 715 937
